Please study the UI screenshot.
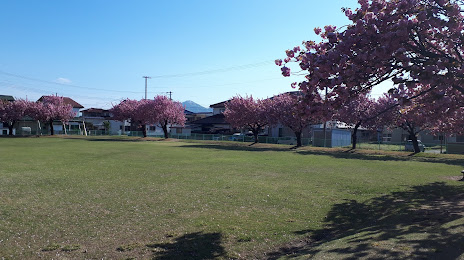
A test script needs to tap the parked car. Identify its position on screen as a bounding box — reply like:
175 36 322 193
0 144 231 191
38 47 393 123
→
405 140 426 152
229 131 254 141
229 133 245 141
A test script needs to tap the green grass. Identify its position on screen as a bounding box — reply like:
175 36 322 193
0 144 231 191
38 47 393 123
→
0 136 463 259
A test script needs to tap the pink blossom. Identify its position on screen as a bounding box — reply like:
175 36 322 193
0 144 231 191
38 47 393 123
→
285 49 295 58
224 95 273 143
281 66 291 77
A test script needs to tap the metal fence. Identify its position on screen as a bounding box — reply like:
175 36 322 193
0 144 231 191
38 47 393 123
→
5 129 448 153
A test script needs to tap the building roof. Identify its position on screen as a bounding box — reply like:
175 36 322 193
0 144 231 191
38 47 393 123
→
81 108 109 113
209 100 230 108
191 113 229 125
184 109 194 115
37 96 84 108
0 95 15 101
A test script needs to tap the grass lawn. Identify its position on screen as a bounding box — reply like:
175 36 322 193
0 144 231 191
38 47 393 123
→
0 136 463 259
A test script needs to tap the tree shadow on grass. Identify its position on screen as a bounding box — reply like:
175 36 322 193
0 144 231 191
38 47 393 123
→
295 149 464 167
180 143 292 152
147 232 225 260
179 143 464 167
266 182 464 259
61 136 167 142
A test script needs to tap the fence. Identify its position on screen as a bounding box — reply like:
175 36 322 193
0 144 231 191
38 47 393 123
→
10 129 109 136
4 129 449 153
133 132 313 146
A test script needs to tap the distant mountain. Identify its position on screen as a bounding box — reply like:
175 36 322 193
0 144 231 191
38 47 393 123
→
182 100 213 113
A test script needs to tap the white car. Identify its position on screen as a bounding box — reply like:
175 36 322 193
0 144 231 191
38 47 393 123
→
405 140 426 152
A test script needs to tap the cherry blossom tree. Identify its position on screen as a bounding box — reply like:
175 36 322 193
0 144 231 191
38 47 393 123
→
372 86 462 153
146 95 186 138
0 99 30 136
111 96 185 138
269 93 316 147
335 95 376 149
224 95 272 143
35 96 75 135
110 99 151 137
277 0 464 122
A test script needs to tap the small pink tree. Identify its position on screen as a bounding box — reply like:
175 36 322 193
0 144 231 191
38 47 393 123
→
110 99 151 137
224 95 272 143
270 93 316 147
372 87 462 153
335 95 376 149
148 95 186 138
35 96 75 135
0 99 30 136
111 96 186 138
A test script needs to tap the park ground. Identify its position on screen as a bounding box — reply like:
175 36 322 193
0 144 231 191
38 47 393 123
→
0 136 463 259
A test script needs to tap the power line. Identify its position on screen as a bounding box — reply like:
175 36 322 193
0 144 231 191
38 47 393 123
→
0 60 276 93
0 70 144 94
148 60 274 78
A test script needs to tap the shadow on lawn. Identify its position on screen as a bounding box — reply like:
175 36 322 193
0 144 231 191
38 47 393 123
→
180 143 464 167
148 232 225 260
180 143 291 152
267 182 464 259
296 149 464 167
63 136 167 142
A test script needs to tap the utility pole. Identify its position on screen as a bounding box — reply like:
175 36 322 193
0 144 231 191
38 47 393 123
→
323 86 328 148
142 76 151 99
166 91 172 100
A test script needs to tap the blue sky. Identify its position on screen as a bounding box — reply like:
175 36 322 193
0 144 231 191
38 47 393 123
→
0 0 390 108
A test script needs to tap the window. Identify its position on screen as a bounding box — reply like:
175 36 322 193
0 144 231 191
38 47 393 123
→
382 133 392 142
278 128 283 137
176 128 182 134
125 126 130 131
149 126 156 131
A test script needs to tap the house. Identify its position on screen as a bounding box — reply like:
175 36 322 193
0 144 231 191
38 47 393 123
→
210 100 229 115
380 128 458 145
185 110 212 123
81 108 126 135
170 110 212 136
37 96 84 117
187 100 234 134
0 95 15 102
36 96 84 134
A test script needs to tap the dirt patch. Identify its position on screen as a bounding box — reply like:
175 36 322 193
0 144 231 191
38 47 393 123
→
442 176 464 181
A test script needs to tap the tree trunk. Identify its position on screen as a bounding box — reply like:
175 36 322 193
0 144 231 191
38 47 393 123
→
352 121 361 149
8 123 14 136
162 120 169 138
49 120 54 135
407 125 420 153
142 124 147 137
295 131 302 147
